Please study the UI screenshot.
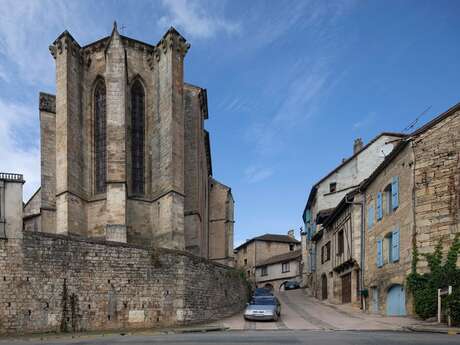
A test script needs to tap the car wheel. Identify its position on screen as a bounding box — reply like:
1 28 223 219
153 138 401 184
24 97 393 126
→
273 313 278 322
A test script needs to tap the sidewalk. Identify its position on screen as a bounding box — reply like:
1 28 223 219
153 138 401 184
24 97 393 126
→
318 294 459 334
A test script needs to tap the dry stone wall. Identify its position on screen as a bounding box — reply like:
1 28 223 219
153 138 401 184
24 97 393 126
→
0 231 248 335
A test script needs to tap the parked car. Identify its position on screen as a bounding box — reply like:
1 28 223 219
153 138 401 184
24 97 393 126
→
253 287 273 297
244 296 281 321
284 280 300 290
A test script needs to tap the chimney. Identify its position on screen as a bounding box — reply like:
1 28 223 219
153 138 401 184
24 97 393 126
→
353 138 363 154
287 229 295 238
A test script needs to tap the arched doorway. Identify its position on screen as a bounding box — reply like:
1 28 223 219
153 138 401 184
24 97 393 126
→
321 274 328 300
386 284 406 316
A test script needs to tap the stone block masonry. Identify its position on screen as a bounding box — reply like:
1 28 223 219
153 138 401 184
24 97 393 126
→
0 231 248 335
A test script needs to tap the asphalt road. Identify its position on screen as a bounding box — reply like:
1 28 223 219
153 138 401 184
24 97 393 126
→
222 289 417 330
0 330 458 345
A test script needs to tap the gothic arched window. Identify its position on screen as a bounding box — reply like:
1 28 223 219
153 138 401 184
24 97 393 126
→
131 80 145 195
94 80 106 194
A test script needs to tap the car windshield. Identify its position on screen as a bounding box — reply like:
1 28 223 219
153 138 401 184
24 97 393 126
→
250 298 276 305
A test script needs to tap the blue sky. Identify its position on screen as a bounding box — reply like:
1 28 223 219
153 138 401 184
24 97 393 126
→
1 0 459 246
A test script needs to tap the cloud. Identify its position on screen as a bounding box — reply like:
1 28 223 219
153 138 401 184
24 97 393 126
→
353 112 376 129
0 97 40 200
158 0 240 39
0 0 101 86
244 166 273 184
247 58 332 156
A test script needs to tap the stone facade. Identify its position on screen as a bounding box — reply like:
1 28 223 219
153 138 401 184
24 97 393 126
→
0 231 248 335
313 194 363 306
303 103 459 316
23 23 233 261
208 178 235 266
362 143 415 316
301 134 405 292
255 250 302 291
234 233 300 284
411 106 460 269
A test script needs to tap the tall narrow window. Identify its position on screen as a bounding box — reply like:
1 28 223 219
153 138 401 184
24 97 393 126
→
131 81 145 195
94 80 106 194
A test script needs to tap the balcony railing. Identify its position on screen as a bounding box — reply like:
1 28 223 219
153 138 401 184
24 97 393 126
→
0 172 23 181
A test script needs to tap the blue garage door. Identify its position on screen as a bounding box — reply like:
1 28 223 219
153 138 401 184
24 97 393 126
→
386 284 406 316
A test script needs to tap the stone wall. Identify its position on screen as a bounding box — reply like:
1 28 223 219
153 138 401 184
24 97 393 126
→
0 231 248 335
412 109 460 270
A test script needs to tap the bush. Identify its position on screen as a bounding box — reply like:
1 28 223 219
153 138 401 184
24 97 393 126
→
407 235 460 323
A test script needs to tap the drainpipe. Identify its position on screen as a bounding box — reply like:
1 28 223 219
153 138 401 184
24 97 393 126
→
345 192 365 309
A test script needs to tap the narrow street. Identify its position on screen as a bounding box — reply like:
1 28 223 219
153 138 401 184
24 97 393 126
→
220 289 421 331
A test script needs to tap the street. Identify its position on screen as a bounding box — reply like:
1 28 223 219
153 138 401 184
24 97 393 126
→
221 289 420 331
0 331 458 345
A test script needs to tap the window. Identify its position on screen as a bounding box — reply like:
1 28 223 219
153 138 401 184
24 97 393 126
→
321 242 331 264
329 182 337 193
391 176 399 210
337 230 344 255
289 244 294 251
261 266 268 276
282 262 290 273
244 258 247 265
377 192 383 220
131 80 145 195
94 80 107 194
247 270 250 277
377 229 400 268
384 184 393 214
368 203 374 229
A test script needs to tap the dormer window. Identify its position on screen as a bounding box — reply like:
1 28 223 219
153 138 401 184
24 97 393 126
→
329 182 337 193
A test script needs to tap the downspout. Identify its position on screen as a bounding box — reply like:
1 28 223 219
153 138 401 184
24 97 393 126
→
345 192 365 309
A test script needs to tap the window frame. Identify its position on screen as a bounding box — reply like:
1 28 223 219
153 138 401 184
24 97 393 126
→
130 80 145 196
261 266 268 276
281 262 290 273
94 79 107 195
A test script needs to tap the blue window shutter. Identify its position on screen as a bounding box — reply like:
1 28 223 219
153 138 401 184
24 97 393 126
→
377 192 383 220
392 176 399 210
377 239 383 268
368 205 374 230
392 229 400 262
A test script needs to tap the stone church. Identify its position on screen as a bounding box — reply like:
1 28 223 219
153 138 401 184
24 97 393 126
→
24 23 234 266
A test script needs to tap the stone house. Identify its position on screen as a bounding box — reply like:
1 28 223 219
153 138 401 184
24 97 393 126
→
234 232 300 282
22 23 234 263
315 189 363 306
255 249 302 291
360 102 460 316
360 141 414 316
0 172 24 239
301 133 405 294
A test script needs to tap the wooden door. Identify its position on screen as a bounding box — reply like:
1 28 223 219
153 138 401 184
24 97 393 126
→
386 285 406 316
321 274 328 300
342 273 352 304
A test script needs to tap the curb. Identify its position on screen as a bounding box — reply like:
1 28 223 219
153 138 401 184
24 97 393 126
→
405 326 460 335
171 326 229 334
